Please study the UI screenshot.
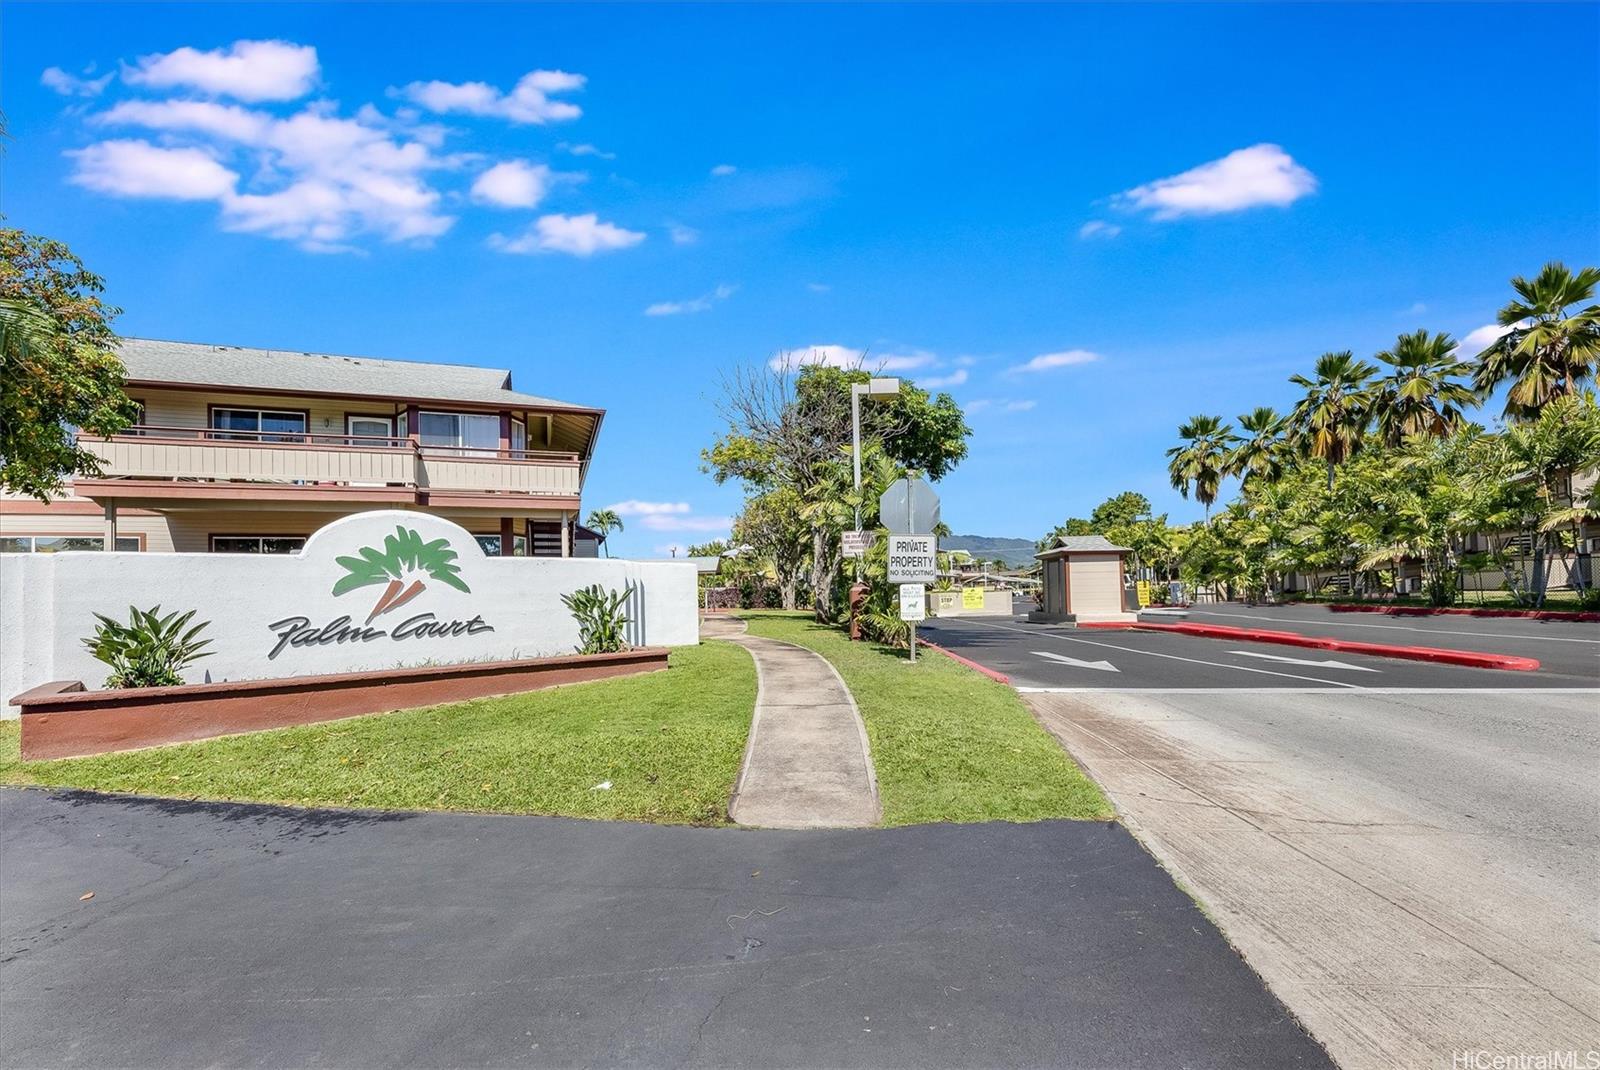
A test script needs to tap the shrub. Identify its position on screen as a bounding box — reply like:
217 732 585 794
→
560 583 634 654
82 605 213 689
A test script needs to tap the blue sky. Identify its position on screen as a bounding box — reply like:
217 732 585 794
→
8 3 1598 556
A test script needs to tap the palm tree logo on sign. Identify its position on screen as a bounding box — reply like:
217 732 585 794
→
332 525 472 624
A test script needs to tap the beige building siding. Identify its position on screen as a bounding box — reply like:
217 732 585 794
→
1066 553 1124 617
136 387 394 438
0 510 177 553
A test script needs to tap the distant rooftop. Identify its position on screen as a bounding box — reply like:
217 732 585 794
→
116 338 597 412
1036 534 1132 557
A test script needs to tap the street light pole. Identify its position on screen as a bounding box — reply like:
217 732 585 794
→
848 377 901 637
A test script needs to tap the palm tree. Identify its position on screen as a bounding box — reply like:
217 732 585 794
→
1474 261 1600 420
1166 415 1237 521
584 508 623 557
1288 350 1377 487
1228 406 1290 488
1370 330 1479 446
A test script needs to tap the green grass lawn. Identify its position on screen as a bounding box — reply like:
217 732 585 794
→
738 611 1111 826
0 642 756 825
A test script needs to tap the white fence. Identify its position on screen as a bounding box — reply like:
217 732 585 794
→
1 510 699 715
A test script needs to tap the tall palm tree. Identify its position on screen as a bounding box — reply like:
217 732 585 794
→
1166 414 1237 521
1370 329 1479 446
1474 261 1600 420
1288 350 1377 487
1227 406 1290 488
584 508 623 557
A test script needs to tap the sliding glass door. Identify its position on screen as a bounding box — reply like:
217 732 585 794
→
418 412 500 454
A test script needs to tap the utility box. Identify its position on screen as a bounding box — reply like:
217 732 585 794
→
1028 535 1138 625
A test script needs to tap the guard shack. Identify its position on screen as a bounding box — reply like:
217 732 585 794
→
1029 535 1137 624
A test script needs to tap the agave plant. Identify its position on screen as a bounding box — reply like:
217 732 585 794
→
333 525 470 623
82 605 213 689
560 583 635 654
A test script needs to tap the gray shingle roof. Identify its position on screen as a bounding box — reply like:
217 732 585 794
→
1037 534 1132 557
116 338 597 411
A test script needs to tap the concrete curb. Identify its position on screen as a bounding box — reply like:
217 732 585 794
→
919 640 1012 685
1326 604 1600 623
1131 621 1541 672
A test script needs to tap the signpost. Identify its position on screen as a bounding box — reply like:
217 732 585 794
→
880 475 941 662
879 477 941 536
887 533 937 583
841 530 875 558
898 584 926 622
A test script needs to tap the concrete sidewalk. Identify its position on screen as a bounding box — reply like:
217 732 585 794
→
701 615 880 828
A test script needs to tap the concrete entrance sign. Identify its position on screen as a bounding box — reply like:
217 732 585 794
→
0 510 700 712
879 477 940 535
899 584 926 622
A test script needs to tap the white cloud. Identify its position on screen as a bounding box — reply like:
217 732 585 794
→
123 39 319 102
1005 400 1037 412
608 500 691 516
471 160 554 208
97 99 272 143
398 69 584 125
41 65 113 97
770 344 864 372
1461 322 1519 356
953 355 978 366
920 368 969 389
66 139 238 200
1009 349 1103 374
606 500 728 533
877 349 937 371
560 142 615 160
667 222 700 245
710 163 737 176
490 213 645 256
645 283 736 317
1113 143 1317 219
1078 219 1121 239
1403 301 1428 316
806 282 830 293
964 399 994 413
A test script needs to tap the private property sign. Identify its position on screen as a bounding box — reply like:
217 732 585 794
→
887 534 937 584
0 511 701 710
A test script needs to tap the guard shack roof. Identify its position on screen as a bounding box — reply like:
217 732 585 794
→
1035 535 1132 559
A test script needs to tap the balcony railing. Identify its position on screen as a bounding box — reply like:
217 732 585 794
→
78 426 582 498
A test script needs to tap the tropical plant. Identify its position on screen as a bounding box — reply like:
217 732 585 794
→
1228 407 1291 487
1287 350 1377 487
82 605 213 689
584 508 623 557
560 583 635 654
1370 330 1478 446
1166 414 1238 519
0 229 141 500
1473 261 1600 420
332 525 470 623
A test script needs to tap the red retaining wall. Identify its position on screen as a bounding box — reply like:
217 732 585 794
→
1326 603 1600 623
13 648 670 760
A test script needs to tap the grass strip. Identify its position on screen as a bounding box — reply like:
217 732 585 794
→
738 611 1111 826
0 642 756 826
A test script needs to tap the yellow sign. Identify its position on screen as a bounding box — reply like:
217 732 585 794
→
961 587 985 609
1136 580 1152 608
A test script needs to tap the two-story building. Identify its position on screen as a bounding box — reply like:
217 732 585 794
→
0 338 606 558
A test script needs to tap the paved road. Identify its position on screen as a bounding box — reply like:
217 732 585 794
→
0 788 1331 1069
922 612 1600 690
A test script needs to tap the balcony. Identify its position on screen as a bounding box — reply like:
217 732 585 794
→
74 426 583 507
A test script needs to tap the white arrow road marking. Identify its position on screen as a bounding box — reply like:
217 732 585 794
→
1032 650 1120 673
1228 649 1380 672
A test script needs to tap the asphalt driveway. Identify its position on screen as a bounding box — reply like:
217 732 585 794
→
0 787 1330 1069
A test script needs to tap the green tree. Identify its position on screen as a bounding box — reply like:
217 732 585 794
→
1288 350 1376 487
0 229 140 500
1473 262 1600 420
1228 406 1291 488
731 487 811 610
1166 414 1237 520
1370 330 1478 446
584 508 624 557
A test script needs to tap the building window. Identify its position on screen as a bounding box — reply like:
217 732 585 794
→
419 411 499 454
0 535 141 553
346 415 394 442
474 535 528 557
210 536 307 554
212 408 308 443
510 417 527 454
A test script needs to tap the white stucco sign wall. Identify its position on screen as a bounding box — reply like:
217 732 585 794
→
0 511 699 715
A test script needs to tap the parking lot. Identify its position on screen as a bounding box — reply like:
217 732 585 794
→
923 606 1600 1069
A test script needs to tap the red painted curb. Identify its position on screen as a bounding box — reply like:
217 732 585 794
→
1131 621 1539 672
919 640 1012 685
1325 603 1599 623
